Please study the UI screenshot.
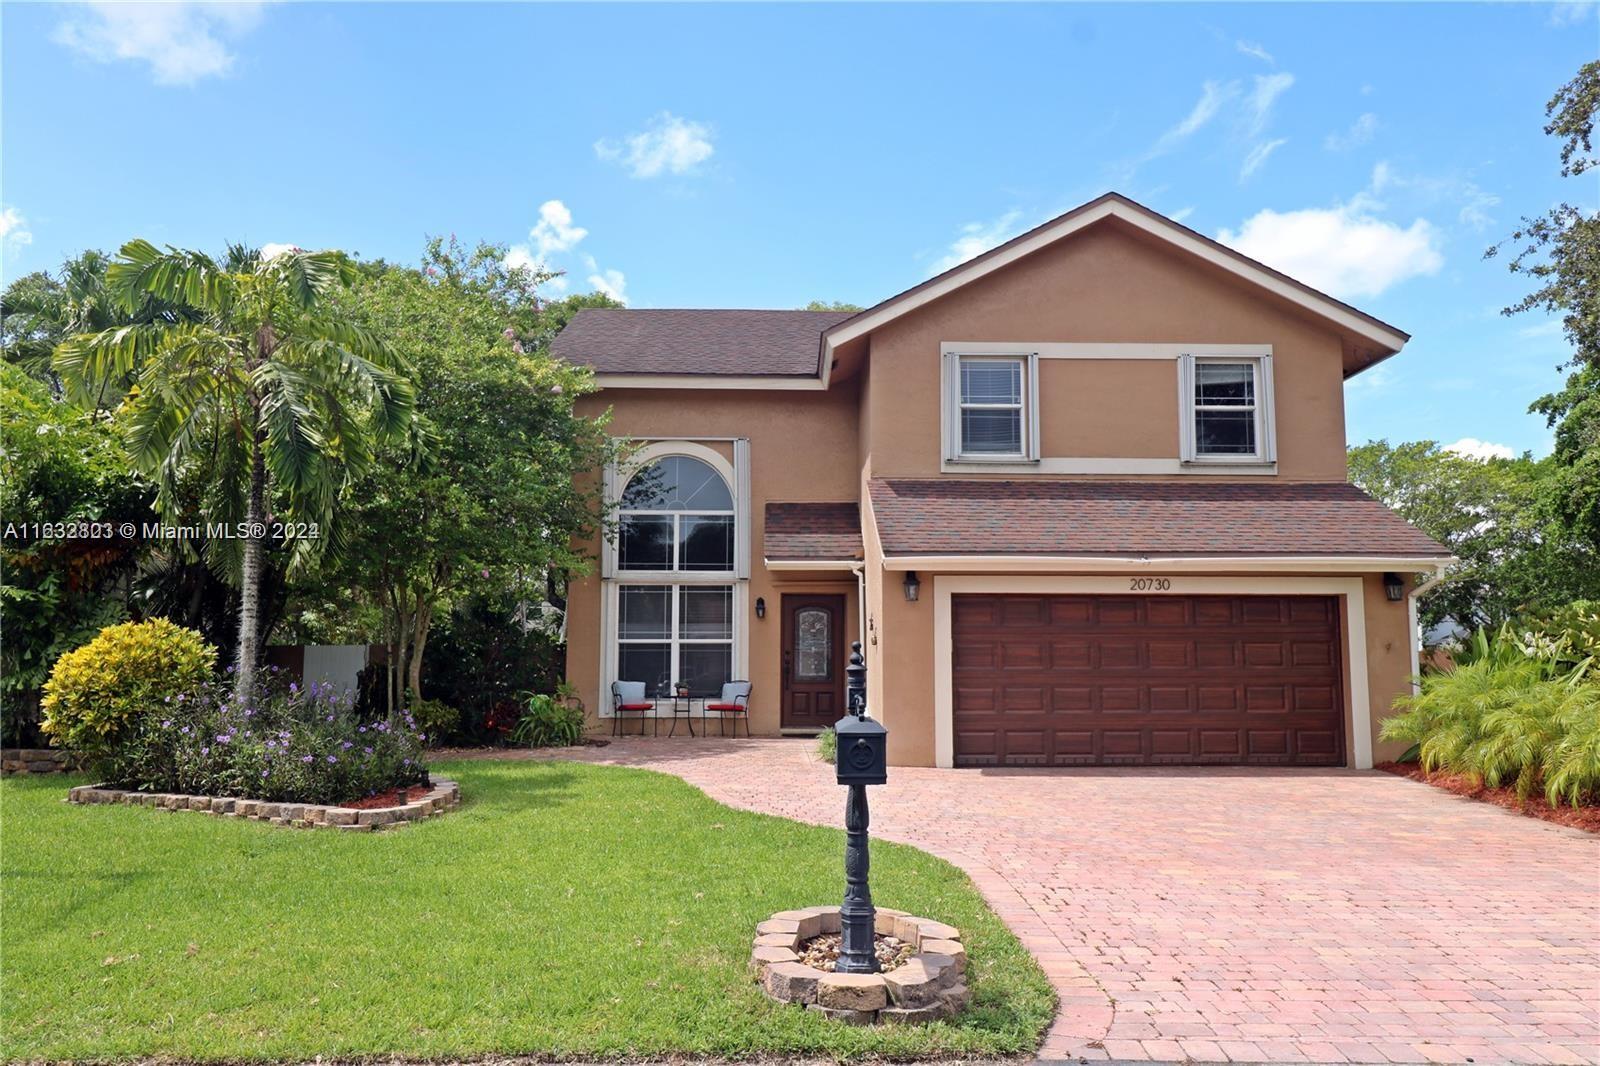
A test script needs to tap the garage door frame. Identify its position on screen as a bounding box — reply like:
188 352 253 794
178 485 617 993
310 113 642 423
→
933 575 1371 769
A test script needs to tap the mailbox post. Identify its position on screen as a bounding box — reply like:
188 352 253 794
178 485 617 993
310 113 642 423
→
833 641 887 975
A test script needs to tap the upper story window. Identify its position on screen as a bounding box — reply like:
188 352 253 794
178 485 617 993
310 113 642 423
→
1180 354 1276 464
618 455 735 572
944 352 1040 461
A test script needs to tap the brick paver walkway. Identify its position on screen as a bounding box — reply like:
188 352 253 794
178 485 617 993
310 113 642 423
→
475 738 1600 1064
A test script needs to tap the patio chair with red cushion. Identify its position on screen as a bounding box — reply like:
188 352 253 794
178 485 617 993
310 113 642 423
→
611 680 654 736
705 681 752 738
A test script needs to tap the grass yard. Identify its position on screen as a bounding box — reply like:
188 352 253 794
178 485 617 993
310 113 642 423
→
0 759 1054 1062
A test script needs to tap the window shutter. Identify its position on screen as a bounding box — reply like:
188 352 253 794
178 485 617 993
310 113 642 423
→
601 460 617 579
1177 354 1196 462
734 438 751 579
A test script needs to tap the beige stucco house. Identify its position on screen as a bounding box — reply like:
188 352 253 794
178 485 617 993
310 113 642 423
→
553 193 1452 769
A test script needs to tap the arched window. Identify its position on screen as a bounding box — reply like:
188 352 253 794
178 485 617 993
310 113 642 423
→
614 453 736 698
617 455 734 572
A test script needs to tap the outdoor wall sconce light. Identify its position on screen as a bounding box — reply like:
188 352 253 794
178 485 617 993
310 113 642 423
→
755 597 766 619
903 571 921 603
1383 573 1405 602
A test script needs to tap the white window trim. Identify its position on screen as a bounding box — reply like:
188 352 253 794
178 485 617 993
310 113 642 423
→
599 440 750 715
1179 352 1277 465
942 350 1040 462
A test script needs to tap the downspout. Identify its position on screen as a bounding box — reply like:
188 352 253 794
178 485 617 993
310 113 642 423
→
1407 566 1451 693
851 563 866 649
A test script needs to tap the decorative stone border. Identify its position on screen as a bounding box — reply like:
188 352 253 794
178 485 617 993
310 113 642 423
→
66 777 460 831
2 749 81 775
750 905 970 1025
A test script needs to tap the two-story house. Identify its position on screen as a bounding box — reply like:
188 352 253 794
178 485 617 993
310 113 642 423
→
552 193 1451 768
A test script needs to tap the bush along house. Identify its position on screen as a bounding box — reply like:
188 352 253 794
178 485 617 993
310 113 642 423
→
552 192 1452 768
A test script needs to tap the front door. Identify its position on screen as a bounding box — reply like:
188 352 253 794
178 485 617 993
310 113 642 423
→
781 594 845 730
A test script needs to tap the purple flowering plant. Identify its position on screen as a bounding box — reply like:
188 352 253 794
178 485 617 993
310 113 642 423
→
114 673 427 804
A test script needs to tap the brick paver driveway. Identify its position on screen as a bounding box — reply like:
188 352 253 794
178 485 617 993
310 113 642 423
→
504 737 1599 1064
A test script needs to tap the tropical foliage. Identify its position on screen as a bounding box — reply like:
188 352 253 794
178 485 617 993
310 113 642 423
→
325 238 615 707
1491 60 1600 554
0 365 153 742
509 691 586 748
51 241 418 697
1382 621 1600 808
1348 439 1600 628
40 619 216 780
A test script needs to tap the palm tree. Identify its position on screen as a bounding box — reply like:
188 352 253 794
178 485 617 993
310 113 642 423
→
54 240 416 698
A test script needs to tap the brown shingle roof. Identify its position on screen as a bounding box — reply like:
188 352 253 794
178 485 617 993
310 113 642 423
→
550 308 855 377
867 479 1449 558
765 502 863 561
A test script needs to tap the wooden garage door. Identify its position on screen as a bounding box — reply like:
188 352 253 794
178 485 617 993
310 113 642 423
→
951 594 1345 767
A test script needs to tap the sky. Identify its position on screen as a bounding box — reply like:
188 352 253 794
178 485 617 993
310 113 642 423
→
2 2 1593 458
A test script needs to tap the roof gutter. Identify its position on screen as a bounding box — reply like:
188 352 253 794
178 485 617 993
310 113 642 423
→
879 554 1456 574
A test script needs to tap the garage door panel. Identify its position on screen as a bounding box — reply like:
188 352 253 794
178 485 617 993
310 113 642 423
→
1147 641 1192 669
952 594 1344 767
1098 641 1141 669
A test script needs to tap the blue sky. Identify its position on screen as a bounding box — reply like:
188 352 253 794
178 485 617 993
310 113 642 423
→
3 2 1592 457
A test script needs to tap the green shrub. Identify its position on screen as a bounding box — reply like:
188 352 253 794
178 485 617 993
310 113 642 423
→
817 727 837 764
1382 624 1600 807
145 674 427 802
1515 600 1600 671
406 695 460 747
510 692 586 748
40 619 215 779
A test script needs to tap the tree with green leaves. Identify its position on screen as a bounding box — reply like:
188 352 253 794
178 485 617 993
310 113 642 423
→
324 238 616 706
1490 60 1600 549
1348 440 1600 630
52 242 417 698
800 299 864 312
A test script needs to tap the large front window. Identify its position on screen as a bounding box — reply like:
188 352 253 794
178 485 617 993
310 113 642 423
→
614 454 736 698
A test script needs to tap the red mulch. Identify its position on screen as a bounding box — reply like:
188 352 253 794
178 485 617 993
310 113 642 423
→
1376 761 1600 834
338 783 432 810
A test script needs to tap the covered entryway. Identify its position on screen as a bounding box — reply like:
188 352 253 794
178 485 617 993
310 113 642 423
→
950 593 1345 767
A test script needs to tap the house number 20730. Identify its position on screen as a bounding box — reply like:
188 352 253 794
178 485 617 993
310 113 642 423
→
1128 578 1172 591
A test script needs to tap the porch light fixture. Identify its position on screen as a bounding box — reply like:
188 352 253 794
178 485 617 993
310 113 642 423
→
755 596 766 619
1383 572 1405 602
903 571 921 603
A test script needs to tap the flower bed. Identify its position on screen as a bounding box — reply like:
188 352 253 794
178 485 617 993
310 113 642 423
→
750 905 970 1025
1376 762 1600 833
66 776 459 831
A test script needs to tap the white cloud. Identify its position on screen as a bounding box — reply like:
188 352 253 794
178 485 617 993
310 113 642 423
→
53 1 265 86
1369 160 1499 232
1549 1 1593 26
1170 206 1196 223
1217 198 1443 299
1150 81 1237 157
931 210 1023 274
595 112 714 179
1239 138 1287 181
527 199 587 259
1235 39 1274 64
1246 72 1295 136
1325 113 1378 152
0 206 33 251
586 265 627 303
1445 437 1515 461
259 242 297 260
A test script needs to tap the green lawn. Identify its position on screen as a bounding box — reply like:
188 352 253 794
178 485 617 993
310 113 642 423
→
1 759 1054 1062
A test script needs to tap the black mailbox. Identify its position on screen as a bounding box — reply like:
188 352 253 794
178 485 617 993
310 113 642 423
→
835 712 887 785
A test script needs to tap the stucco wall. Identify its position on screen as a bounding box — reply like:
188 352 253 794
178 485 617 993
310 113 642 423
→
862 218 1350 481
567 384 863 734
